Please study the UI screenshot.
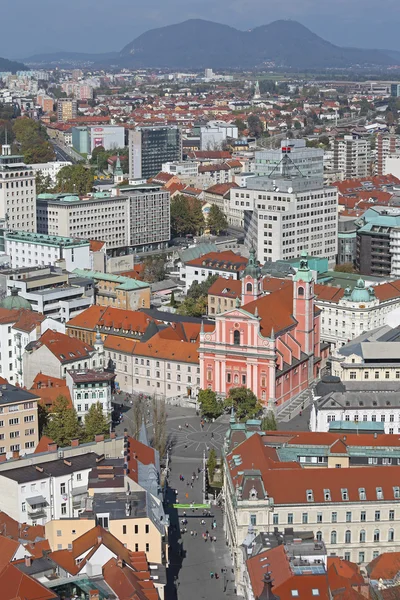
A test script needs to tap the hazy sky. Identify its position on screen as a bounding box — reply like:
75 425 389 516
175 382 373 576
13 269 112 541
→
5 0 400 58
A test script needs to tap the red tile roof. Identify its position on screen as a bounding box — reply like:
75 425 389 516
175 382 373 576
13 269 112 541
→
103 557 159 600
367 552 400 580
0 512 45 542
31 374 66 389
244 283 297 337
187 150 231 160
208 276 241 298
12 310 45 333
89 239 105 252
33 330 94 364
205 182 239 196
185 250 248 270
33 435 55 454
67 306 156 337
0 562 57 600
32 386 72 411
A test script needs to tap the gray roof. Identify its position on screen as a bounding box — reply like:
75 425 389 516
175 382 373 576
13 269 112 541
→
336 325 395 358
0 383 39 406
140 308 213 325
316 385 400 410
1 453 99 483
150 279 182 293
178 243 217 263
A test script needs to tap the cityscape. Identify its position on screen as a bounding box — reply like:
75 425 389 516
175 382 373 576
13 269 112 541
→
2 9 400 600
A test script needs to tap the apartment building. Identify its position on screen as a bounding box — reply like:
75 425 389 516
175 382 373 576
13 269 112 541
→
57 98 77 122
233 176 338 267
66 367 114 422
0 382 39 459
179 249 248 292
0 145 36 232
72 269 150 310
333 135 370 179
204 183 242 227
3 231 91 271
377 133 399 175
37 184 170 254
224 426 400 580
129 126 182 179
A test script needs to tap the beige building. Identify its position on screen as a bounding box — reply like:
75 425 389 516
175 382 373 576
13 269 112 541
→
72 269 150 311
0 145 36 232
0 382 39 459
57 98 77 122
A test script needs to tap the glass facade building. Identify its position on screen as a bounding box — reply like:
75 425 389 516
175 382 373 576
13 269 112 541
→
129 126 182 179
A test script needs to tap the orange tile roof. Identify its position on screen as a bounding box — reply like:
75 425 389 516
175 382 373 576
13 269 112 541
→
66 304 107 329
272 430 400 448
243 283 297 337
0 535 21 570
104 335 136 354
0 562 57 600
187 150 231 160
34 330 94 364
185 250 248 270
31 373 66 389
32 386 72 411
314 284 345 303
89 239 105 252
121 264 145 281
205 182 239 196
367 552 400 580
0 308 23 325
33 435 55 454
208 276 241 298
0 512 45 542
374 279 400 302
103 557 159 600
12 310 45 333
23 538 51 559
132 331 200 364
67 306 156 336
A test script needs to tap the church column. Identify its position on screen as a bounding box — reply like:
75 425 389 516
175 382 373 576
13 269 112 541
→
246 362 252 390
252 363 258 395
221 359 226 395
215 360 220 392
268 360 276 407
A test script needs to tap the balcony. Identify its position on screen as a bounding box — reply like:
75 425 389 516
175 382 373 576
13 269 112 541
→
26 494 48 519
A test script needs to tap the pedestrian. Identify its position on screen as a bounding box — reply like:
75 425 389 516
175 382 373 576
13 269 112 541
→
183 511 186 517
211 432 214 438
210 572 214 579
190 530 193 536
213 536 217 542
179 425 182 430
215 573 219 580
185 423 189 428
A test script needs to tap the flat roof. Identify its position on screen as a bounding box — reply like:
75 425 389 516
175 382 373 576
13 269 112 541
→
2 453 100 483
68 369 115 383
73 269 149 290
5 231 90 247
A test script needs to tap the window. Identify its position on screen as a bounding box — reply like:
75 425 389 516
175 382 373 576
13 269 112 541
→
97 516 109 528
394 487 400 499
345 530 351 544
359 552 365 563
135 524 138 534
389 510 395 521
376 487 383 500
359 530 366 543
123 525 127 534
135 543 139 552
291 592 299 598
344 552 351 561
145 524 150 533
246 282 253 292
359 488 366 501
389 529 395 542
21 502 25 513
341 488 348 501
375 511 380 522
233 330 240 345
331 531 337 544
61 503 67 515
306 489 314 502
60 483 66 495
273 514 279 525
331 512 337 523
250 514 257 526
146 543 150 552
316 531 322 541
317 513 322 523
287 513 293 524
324 489 331 501
374 529 380 542
346 511 352 523
360 511 366 522
302 513 308 524
298 286 304 296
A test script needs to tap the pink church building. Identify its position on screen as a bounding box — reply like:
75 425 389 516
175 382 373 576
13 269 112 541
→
199 250 328 408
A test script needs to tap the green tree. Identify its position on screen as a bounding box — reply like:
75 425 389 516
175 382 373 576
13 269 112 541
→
187 274 218 300
198 389 223 420
152 397 167 458
36 172 53 195
83 402 109 442
334 263 356 273
13 117 55 163
142 255 166 283
131 395 145 439
233 118 246 134
224 387 262 421
169 290 177 308
55 164 94 195
247 114 263 138
38 404 49 438
44 395 82 447
261 411 277 431
207 448 217 482
207 204 228 235
170 194 204 237
178 274 218 317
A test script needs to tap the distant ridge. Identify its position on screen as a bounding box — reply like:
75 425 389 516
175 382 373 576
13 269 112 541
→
24 51 118 67
0 56 27 73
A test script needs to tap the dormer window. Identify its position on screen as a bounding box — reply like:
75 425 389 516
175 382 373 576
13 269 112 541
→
376 487 383 500
306 489 314 502
324 489 331 501
359 488 366 501
249 486 258 500
394 486 400 499
341 488 349 501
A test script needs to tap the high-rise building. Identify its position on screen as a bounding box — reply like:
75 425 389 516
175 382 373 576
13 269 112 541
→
255 139 324 179
377 133 399 175
129 126 182 179
333 135 370 179
57 98 77 122
0 145 36 232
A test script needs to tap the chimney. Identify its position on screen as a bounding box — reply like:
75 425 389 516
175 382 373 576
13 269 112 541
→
95 434 104 442
117 557 123 568
110 431 116 439
35 466 44 473
25 555 32 567
48 442 57 452
71 438 80 447
63 459 72 467
89 591 100 600
0 453 7 463
97 536 102 545
12 450 19 459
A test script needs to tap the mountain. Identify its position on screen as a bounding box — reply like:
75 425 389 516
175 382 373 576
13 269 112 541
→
119 19 396 69
0 56 27 73
24 51 118 67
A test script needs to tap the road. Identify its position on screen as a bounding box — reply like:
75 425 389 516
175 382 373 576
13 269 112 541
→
51 141 82 164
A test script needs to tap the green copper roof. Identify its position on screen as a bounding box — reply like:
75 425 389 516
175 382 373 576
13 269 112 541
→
73 269 149 290
241 247 261 279
293 250 314 283
0 287 31 311
350 278 372 303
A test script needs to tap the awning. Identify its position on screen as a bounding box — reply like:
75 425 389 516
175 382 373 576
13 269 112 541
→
26 495 47 506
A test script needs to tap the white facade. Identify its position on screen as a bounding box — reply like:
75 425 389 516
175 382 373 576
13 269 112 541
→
255 139 324 178
384 154 400 179
30 161 71 184
5 231 91 271
333 136 370 179
310 401 400 435
179 263 241 293
0 147 36 232
89 125 125 152
161 161 199 177
234 179 338 267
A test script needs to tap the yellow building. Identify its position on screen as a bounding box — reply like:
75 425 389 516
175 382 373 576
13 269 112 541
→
73 269 151 310
0 382 39 459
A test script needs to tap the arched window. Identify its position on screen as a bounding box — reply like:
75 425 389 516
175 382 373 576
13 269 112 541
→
389 528 395 542
316 531 322 542
298 286 304 296
331 530 337 544
359 530 366 543
374 529 380 542
233 330 240 345
246 282 253 292
345 530 351 544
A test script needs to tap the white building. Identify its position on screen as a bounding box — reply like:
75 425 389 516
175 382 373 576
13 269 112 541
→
0 145 36 232
179 249 248 292
0 453 98 525
30 161 71 184
384 154 400 179
4 231 91 271
255 139 324 178
234 176 338 267
200 122 239 151
161 161 199 177
89 125 125 152
66 367 114 423
333 135 370 179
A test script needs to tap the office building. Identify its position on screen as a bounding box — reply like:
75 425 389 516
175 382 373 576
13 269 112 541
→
233 176 338 266
337 215 358 265
89 125 125 152
355 206 400 277
71 126 90 154
255 139 324 178
0 145 36 232
66 367 114 423
333 135 370 179
57 98 77 123
37 184 170 254
129 126 182 179
391 83 400 97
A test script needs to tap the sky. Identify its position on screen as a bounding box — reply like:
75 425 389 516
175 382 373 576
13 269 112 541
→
4 0 400 59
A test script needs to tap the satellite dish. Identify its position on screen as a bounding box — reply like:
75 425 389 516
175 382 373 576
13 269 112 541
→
288 187 293 193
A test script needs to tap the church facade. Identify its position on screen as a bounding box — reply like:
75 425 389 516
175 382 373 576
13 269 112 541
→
199 250 328 408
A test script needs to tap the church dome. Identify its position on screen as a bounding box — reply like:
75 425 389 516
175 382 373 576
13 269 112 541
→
0 287 32 311
350 278 371 303
241 247 261 279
